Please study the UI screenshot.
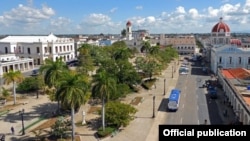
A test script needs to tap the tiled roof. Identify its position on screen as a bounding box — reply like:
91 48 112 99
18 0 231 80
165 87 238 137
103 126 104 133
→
221 68 250 79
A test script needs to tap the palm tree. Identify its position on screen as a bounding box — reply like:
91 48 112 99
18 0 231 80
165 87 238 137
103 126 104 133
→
3 70 24 105
56 71 89 141
92 69 116 131
39 58 69 110
39 58 68 88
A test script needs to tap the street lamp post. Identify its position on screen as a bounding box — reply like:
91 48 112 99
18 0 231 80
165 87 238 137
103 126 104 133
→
19 109 25 135
163 79 166 95
172 66 174 78
174 61 176 72
178 55 179 65
152 95 155 118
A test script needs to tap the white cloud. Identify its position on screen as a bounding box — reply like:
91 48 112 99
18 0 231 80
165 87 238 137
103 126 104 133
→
176 6 186 14
82 13 111 26
110 7 118 13
136 6 143 10
1 0 250 34
0 3 55 27
243 0 250 13
189 8 200 19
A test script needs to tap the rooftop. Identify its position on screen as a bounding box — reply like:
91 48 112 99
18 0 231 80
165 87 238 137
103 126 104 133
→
221 68 250 106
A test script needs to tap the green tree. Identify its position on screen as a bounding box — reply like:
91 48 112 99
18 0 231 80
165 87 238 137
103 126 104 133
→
51 116 70 139
92 69 116 131
105 101 137 127
3 70 24 105
77 44 95 74
121 29 126 37
140 41 151 53
16 77 38 93
56 71 89 141
39 58 69 110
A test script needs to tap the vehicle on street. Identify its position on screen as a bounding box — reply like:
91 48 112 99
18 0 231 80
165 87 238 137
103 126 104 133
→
167 89 181 111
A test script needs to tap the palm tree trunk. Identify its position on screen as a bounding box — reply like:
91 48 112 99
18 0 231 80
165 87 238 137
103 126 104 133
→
102 98 105 131
71 107 75 141
13 81 16 105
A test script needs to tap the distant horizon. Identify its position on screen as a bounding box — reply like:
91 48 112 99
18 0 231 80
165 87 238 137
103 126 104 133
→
1 32 250 36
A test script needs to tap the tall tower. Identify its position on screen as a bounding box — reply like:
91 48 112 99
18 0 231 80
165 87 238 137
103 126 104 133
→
126 21 132 40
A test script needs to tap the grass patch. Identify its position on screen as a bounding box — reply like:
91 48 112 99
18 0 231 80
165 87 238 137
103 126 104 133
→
97 126 116 138
19 116 45 133
0 110 10 116
31 117 57 132
130 97 144 105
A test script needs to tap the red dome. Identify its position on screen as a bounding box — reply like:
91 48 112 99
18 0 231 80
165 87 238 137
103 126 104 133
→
211 17 230 33
126 21 132 26
230 39 241 46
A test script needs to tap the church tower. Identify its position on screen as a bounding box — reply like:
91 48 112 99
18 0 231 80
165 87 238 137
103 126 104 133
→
126 21 132 40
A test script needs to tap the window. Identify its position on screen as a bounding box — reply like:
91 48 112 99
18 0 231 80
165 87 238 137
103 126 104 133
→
248 57 250 64
55 46 58 53
37 47 40 53
229 57 232 64
5 47 8 54
239 57 241 64
27 48 31 54
59 46 62 52
219 57 222 63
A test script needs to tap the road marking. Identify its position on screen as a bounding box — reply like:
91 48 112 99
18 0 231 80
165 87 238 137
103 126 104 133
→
197 106 199 111
197 119 199 125
182 104 185 108
180 118 183 124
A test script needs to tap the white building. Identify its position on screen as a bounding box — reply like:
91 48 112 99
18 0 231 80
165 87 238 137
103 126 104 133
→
0 54 33 76
0 33 75 65
209 18 250 74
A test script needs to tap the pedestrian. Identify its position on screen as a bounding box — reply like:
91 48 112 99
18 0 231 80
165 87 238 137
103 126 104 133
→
11 126 14 135
204 119 207 125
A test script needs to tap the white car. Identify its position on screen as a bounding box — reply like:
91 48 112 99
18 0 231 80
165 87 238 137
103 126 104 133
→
180 71 188 75
180 67 189 70
181 64 187 67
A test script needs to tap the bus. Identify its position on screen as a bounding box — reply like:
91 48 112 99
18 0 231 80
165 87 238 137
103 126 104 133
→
167 89 181 111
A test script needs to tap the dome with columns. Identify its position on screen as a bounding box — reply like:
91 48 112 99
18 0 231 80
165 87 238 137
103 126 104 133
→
211 17 230 33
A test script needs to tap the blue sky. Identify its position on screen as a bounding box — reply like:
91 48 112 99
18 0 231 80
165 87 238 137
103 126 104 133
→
0 0 249 34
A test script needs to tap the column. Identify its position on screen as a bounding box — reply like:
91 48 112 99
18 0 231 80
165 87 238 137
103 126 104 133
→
0 64 3 76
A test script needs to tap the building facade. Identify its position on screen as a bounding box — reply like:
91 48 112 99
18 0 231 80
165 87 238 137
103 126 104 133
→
218 68 250 124
0 33 75 65
209 18 250 74
0 54 33 76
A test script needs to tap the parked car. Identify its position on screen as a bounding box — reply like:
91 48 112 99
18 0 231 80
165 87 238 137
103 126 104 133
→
180 71 188 75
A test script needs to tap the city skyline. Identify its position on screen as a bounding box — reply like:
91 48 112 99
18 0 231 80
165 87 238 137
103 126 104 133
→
1 0 250 35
